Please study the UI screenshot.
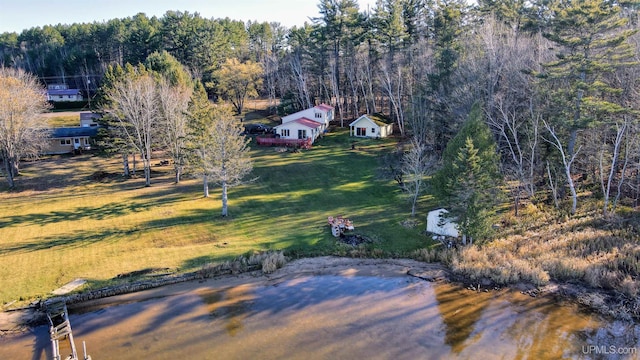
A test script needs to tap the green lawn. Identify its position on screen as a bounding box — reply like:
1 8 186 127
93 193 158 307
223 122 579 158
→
0 129 433 305
41 112 83 127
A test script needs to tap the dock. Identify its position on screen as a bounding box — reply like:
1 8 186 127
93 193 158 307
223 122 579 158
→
44 298 91 360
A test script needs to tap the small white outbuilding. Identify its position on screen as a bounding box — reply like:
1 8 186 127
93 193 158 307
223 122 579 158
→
426 208 459 238
349 114 393 138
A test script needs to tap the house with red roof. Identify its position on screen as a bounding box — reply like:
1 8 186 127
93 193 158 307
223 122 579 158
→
272 104 334 144
273 117 324 144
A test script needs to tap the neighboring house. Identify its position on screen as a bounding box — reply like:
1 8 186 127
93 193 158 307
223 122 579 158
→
273 117 323 144
281 103 334 132
80 112 101 127
426 208 459 238
45 127 97 154
349 114 393 138
47 84 83 102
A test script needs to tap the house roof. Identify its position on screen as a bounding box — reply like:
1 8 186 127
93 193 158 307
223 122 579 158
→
51 127 98 138
315 103 333 112
80 112 102 121
275 117 323 129
349 114 391 127
48 89 82 96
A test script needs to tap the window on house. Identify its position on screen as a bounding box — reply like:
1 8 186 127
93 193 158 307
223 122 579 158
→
65 139 71 145
315 112 322 118
371 128 376 134
298 129 307 139
60 140 65 145
74 138 80 144
281 129 290 137
356 127 366 136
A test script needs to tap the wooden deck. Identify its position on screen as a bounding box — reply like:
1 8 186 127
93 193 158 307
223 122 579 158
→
256 136 312 149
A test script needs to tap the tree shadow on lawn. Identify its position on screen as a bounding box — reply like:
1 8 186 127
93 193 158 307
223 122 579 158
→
0 201 153 228
0 228 131 255
1 181 201 228
0 154 124 193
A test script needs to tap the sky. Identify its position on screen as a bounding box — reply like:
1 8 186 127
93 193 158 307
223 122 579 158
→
0 0 378 34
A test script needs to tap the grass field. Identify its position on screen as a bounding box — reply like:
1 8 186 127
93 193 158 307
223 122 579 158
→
40 111 83 127
0 128 432 305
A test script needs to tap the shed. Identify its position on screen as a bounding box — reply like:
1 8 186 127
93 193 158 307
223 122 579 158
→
426 208 459 238
349 114 393 138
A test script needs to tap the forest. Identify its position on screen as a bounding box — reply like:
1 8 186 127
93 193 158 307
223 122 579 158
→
1 0 640 220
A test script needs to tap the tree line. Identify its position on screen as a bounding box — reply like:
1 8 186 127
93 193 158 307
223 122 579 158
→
1 0 640 233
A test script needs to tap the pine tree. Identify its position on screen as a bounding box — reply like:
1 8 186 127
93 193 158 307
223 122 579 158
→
432 103 501 243
187 81 215 197
539 0 637 214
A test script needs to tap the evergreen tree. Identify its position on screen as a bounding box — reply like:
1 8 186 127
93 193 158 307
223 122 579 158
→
187 81 215 197
427 0 469 153
540 0 637 158
432 103 501 243
538 0 637 214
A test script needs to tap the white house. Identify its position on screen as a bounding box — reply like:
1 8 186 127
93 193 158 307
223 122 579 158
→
273 117 323 143
281 103 334 131
349 114 393 138
426 208 459 238
47 84 83 102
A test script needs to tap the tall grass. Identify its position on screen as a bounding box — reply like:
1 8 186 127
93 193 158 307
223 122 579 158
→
422 203 640 297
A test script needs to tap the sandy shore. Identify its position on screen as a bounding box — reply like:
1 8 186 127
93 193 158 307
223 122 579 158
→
0 257 448 336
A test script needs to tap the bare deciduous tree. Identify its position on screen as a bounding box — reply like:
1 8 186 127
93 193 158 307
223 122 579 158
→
0 68 49 188
544 121 580 215
158 79 192 183
104 74 158 187
597 119 630 216
201 105 253 217
402 138 436 217
379 56 406 136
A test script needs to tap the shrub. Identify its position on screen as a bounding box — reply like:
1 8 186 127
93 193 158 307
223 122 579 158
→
620 276 640 298
260 251 287 274
584 265 623 290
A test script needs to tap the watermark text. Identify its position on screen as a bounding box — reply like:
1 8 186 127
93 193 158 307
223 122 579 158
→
582 345 637 356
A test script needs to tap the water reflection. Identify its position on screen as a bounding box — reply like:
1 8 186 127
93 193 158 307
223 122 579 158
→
433 284 491 353
198 284 255 337
1 274 638 359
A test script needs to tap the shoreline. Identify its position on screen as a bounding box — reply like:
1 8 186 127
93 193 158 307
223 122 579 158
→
0 256 634 337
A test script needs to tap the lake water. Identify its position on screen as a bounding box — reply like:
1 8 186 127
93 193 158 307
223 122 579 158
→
2 273 639 359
